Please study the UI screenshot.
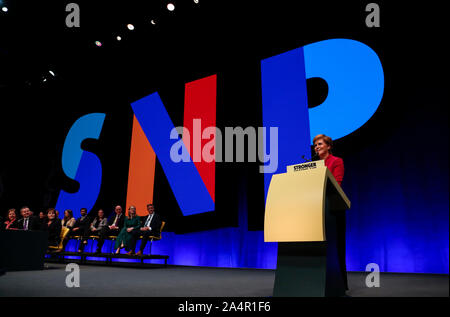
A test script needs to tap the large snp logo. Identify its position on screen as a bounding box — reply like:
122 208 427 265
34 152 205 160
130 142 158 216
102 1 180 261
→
56 39 384 219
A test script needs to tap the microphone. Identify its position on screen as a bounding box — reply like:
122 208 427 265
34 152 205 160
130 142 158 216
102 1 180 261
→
301 155 312 162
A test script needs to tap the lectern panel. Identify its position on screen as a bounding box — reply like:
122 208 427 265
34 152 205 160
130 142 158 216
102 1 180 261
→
264 167 328 242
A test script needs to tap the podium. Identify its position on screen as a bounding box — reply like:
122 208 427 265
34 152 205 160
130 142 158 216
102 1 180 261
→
0 230 49 271
264 160 351 296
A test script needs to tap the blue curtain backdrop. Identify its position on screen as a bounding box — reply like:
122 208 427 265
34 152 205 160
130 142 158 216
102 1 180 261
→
342 99 449 274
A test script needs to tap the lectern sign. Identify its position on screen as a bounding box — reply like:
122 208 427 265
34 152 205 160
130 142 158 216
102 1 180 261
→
287 160 325 173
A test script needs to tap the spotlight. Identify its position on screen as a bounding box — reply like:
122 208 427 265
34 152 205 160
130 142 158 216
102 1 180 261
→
167 3 175 11
1 6 8 12
49 70 55 77
151 19 156 25
116 36 122 41
95 41 102 47
193 0 199 3
127 24 135 30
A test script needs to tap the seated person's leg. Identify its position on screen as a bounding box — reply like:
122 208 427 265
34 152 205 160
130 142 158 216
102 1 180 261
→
95 227 110 253
126 231 139 255
137 231 151 255
78 227 91 252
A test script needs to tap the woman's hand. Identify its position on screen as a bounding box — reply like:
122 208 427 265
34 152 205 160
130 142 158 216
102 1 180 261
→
127 227 133 232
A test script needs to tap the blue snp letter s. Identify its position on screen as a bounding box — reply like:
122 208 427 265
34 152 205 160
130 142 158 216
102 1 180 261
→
55 113 106 219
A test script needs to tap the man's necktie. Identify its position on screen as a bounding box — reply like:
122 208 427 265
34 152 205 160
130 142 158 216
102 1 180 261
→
145 215 153 228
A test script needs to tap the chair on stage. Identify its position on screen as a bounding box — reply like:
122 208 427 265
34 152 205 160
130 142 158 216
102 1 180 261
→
87 235 101 253
139 221 166 255
70 233 95 253
48 227 71 253
71 234 83 251
107 235 118 253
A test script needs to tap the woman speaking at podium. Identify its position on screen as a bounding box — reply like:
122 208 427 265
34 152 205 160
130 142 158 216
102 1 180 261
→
312 133 348 290
313 134 344 186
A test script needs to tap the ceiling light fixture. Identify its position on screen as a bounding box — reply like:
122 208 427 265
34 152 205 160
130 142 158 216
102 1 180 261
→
167 3 175 11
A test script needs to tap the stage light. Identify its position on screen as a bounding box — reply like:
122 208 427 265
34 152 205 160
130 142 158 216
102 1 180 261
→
151 19 156 25
127 24 135 30
1 6 7 12
116 36 122 41
95 41 102 47
193 0 199 3
49 70 55 77
167 3 175 11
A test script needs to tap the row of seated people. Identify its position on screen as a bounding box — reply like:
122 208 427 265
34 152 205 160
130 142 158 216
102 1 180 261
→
1 206 62 249
1 203 162 256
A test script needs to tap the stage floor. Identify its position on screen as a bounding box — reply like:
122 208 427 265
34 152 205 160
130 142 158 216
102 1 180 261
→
0 264 448 297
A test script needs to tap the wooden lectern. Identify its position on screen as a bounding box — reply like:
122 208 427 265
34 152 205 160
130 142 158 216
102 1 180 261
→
264 160 351 297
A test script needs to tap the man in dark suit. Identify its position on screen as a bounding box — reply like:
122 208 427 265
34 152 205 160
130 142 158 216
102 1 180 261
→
70 208 91 236
131 203 162 256
95 205 125 254
69 207 91 250
17 206 40 231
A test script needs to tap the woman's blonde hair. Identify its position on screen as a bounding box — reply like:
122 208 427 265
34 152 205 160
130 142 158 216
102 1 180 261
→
128 205 136 218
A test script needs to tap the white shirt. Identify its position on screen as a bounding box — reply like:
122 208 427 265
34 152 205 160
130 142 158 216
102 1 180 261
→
144 214 154 229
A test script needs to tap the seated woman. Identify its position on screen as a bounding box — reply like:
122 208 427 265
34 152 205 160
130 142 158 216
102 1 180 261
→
114 206 140 254
61 209 76 249
42 208 62 248
61 209 76 229
3 208 19 230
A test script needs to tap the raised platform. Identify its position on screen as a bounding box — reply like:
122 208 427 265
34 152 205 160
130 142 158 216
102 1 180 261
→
46 251 169 267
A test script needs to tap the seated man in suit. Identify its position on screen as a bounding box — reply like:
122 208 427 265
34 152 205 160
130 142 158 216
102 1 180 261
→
17 206 40 231
68 207 90 250
94 205 125 254
37 211 47 228
70 208 91 237
130 203 162 256
78 209 108 253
